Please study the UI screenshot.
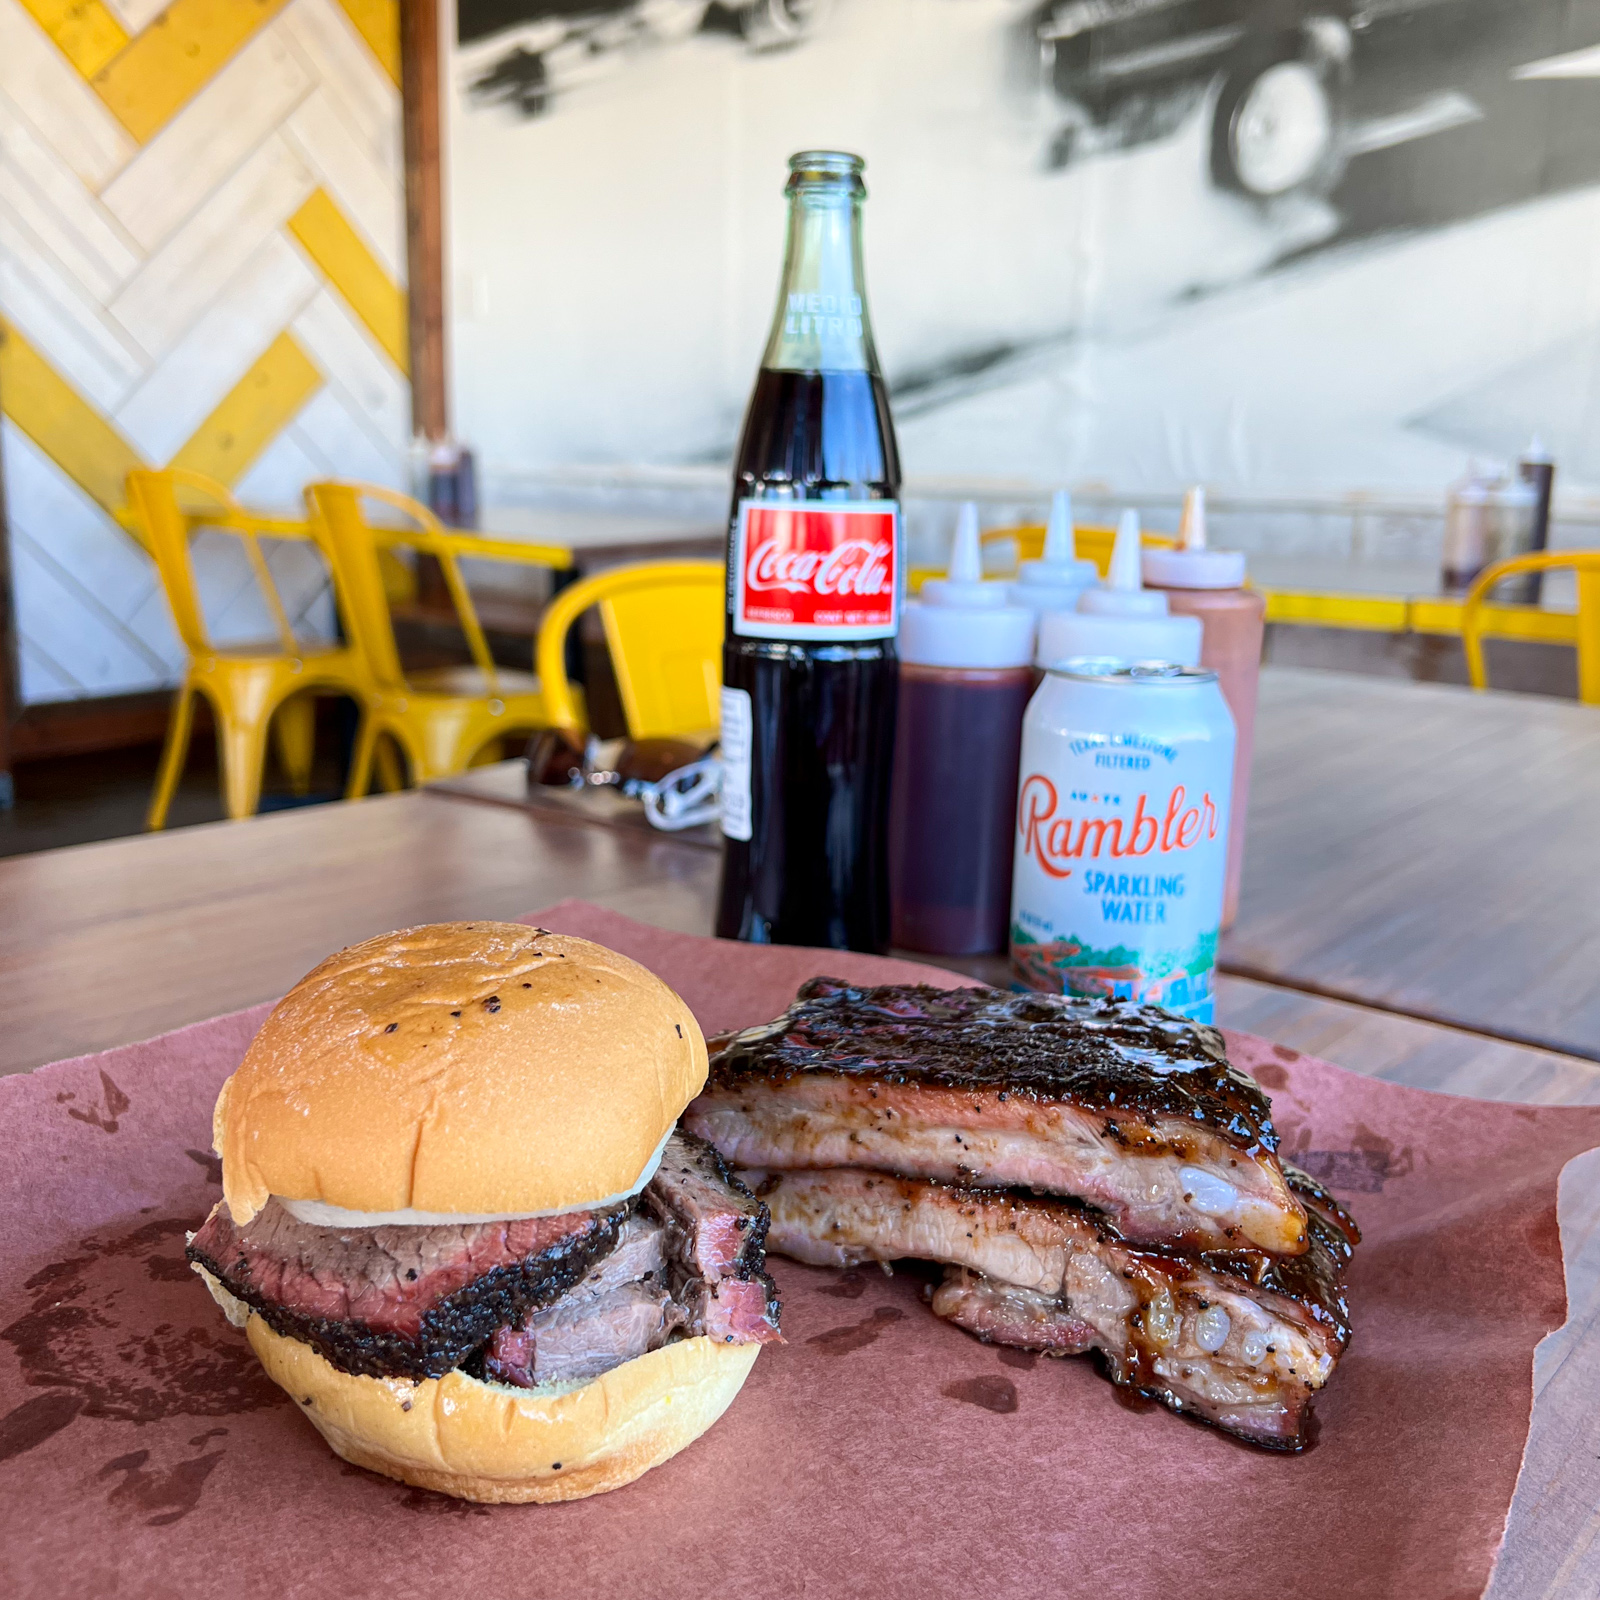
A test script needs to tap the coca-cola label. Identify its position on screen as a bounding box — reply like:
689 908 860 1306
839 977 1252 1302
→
732 499 899 640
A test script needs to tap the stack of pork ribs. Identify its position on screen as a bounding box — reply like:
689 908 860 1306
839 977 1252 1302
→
684 978 1357 1449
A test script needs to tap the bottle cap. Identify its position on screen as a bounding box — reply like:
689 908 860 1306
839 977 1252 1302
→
1011 490 1098 615
1141 487 1248 590
1036 510 1202 667
1522 434 1551 465
1078 509 1171 618
1036 609 1202 669
902 502 1035 669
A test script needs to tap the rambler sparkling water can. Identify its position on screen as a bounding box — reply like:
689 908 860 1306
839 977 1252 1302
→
1010 661 1236 1022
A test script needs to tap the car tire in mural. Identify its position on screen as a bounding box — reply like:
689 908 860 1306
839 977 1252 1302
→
1033 4 1360 202
1210 24 1351 199
461 0 829 119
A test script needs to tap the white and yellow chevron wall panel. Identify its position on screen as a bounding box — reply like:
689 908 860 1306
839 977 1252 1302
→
0 0 408 705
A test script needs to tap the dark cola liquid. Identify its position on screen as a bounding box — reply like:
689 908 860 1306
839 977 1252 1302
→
716 367 901 952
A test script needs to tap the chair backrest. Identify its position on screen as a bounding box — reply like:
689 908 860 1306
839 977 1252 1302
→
982 523 1175 575
1462 550 1600 704
125 468 298 657
310 480 519 699
535 563 725 740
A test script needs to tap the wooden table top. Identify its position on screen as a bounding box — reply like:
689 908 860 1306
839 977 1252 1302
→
9 665 1595 1103
1227 667 1600 1061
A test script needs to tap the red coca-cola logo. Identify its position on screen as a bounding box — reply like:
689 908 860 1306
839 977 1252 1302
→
735 502 898 638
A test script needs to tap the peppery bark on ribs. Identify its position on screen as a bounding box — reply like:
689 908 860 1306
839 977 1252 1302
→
687 979 1308 1256
750 1165 1356 1449
188 1130 781 1386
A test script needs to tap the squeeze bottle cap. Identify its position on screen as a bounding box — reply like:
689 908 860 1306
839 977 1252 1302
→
1522 435 1551 465
920 503 1009 610
1036 607 1202 670
1077 509 1170 618
1014 488 1098 597
1142 486 1247 590
902 502 1034 668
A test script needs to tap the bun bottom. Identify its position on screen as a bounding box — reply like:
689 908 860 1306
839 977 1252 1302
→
245 1316 760 1503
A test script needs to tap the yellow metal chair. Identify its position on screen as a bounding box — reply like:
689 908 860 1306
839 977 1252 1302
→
306 481 572 792
1462 550 1600 705
126 468 372 829
534 562 725 741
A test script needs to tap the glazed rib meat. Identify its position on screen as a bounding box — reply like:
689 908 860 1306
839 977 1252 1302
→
188 1130 780 1386
686 979 1307 1256
751 1165 1356 1448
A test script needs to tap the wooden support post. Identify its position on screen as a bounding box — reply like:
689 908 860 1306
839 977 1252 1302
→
402 0 448 446
401 0 449 605
0 400 15 810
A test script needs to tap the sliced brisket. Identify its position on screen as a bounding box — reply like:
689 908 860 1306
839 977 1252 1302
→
187 1198 628 1380
688 978 1308 1256
750 1165 1354 1449
481 1216 684 1387
189 1129 782 1388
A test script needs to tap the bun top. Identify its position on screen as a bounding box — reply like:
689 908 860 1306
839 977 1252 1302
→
214 923 707 1226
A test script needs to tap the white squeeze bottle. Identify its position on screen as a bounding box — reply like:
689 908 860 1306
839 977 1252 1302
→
1036 508 1202 668
1009 489 1099 616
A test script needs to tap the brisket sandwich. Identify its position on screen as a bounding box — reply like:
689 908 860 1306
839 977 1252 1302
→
187 922 780 1503
685 978 1357 1450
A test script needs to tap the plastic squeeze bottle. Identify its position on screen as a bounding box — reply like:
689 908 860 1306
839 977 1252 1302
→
890 503 1037 956
1142 487 1263 930
1009 489 1099 616
1035 508 1202 668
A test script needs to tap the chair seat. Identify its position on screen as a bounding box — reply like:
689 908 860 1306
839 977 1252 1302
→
405 665 542 700
199 642 353 669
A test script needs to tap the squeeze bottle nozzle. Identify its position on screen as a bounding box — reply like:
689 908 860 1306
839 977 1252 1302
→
1142 486 1247 590
1037 507 1202 667
921 502 1006 609
902 502 1034 669
1043 489 1074 563
1009 488 1097 615
1079 509 1168 617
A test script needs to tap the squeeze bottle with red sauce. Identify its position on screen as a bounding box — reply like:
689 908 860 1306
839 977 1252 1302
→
1142 487 1263 929
890 503 1036 956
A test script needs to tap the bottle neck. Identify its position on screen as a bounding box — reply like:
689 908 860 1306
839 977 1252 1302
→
762 184 879 373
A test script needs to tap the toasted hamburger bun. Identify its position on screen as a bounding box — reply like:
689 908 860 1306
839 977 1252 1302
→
249 1311 757 1503
214 921 708 1226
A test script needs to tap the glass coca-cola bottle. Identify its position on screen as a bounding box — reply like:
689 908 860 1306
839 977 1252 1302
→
716 150 901 952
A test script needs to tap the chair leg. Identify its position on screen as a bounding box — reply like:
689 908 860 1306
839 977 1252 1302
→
273 694 316 796
216 711 272 821
147 687 196 832
346 715 383 800
374 739 405 793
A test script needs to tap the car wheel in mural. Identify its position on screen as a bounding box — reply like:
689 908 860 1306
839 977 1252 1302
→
1210 28 1350 199
460 0 829 119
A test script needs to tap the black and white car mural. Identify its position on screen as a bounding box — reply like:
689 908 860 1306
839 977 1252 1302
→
459 0 827 117
447 0 1600 494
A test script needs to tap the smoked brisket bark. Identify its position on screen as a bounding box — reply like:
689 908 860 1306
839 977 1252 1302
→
187 1198 627 1380
750 1165 1355 1449
688 979 1307 1256
479 1134 782 1389
643 1129 782 1345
